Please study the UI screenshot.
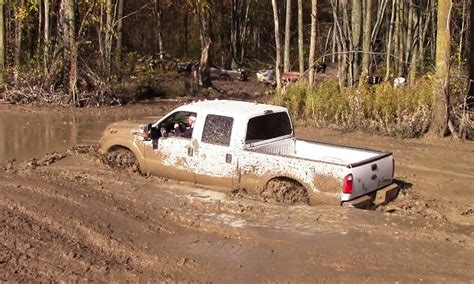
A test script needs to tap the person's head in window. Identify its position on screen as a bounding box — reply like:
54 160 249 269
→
187 114 196 128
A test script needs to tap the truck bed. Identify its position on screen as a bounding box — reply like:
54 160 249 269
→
246 137 394 202
248 138 384 166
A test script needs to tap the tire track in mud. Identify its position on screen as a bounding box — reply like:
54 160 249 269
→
0 187 170 281
2 151 474 282
0 170 210 281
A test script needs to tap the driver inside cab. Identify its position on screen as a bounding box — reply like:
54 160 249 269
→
174 114 196 138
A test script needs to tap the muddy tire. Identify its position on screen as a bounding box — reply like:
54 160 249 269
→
261 178 310 205
105 148 140 173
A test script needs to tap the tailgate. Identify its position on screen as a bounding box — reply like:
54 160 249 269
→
342 153 394 201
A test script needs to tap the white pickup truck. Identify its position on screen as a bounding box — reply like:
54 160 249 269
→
100 100 398 206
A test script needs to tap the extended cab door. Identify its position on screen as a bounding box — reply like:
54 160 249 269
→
191 114 238 189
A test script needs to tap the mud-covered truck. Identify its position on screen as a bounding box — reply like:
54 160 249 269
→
100 100 398 206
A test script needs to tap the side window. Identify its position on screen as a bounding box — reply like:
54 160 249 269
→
201 115 233 146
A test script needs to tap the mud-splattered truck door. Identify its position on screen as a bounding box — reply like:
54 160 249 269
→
190 114 239 189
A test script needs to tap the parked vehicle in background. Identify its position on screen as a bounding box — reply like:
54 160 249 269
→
100 100 399 207
282 71 300 83
210 65 248 81
256 69 276 85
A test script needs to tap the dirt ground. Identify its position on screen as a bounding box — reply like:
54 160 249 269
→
1 101 473 282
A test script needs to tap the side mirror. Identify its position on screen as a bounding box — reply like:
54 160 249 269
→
143 123 152 141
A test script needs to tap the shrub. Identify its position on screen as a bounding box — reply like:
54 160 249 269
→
274 79 434 138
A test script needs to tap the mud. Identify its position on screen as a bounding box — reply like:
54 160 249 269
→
260 178 310 205
1 104 474 282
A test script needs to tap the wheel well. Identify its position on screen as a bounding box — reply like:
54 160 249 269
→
263 176 310 205
266 176 305 189
107 145 131 153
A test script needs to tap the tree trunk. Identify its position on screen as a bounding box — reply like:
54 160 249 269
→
351 0 362 82
298 0 304 74
0 0 5 83
429 0 452 137
385 0 396 81
104 0 113 77
14 0 25 85
156 0 164 59
44 0 50 74
115 0 124 64
360 0 373 83
37 0 42 62
283 0 291 73
195 1 212 88
271 0 282 92
308 0 317 87
62 0 78 104
231 0 240 66
239 0 251 64
468 0 474 104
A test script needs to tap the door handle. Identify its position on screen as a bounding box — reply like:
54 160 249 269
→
187 147 193 157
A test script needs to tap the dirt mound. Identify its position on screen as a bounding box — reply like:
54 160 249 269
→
380 191 447 220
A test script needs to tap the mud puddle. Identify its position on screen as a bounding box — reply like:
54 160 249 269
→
0 102 178 162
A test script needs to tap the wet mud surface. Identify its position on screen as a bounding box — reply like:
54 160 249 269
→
1 105 474 282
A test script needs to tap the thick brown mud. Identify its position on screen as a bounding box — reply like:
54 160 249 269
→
1 104 473 282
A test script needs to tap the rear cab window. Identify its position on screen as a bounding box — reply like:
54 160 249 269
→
245 112 293 144
201 114 234 146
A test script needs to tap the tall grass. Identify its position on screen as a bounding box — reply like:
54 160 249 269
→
273 80 434 138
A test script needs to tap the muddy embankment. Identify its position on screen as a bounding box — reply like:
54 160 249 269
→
0 103 473 282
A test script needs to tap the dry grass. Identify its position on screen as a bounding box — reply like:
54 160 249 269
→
274 79 434 138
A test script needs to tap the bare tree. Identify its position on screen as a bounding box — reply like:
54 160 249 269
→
14 0 25 85
469 0 474 103
115 0 124 64
0 0 5 83
298 0 304 75
360 0 372 83
271 0 282 91
385 0 396 81
156 0 164 59
104 0 113 77
429 0 452 136
194 0 212 88
231 0 251 66
283 0 291 73
61 0 78 104
308 0 317 86
351 0 362 82
44 0 50 74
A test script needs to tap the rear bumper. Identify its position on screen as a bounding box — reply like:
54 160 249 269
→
342 183 399 209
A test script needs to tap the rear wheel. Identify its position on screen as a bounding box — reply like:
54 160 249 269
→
106 147 140 173
261 178 310 205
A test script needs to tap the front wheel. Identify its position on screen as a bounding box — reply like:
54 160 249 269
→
105 147 140 173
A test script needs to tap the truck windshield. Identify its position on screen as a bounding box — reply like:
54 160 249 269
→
246 112 292 143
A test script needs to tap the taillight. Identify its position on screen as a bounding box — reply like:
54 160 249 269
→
342 174 353 194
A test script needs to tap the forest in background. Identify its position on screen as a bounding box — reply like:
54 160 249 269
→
0 0 472 138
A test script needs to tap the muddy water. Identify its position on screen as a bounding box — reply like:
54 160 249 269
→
0 103 175 162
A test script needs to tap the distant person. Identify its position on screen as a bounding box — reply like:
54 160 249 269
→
174 115 196 138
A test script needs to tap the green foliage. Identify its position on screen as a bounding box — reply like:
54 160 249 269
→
274 80 434 138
